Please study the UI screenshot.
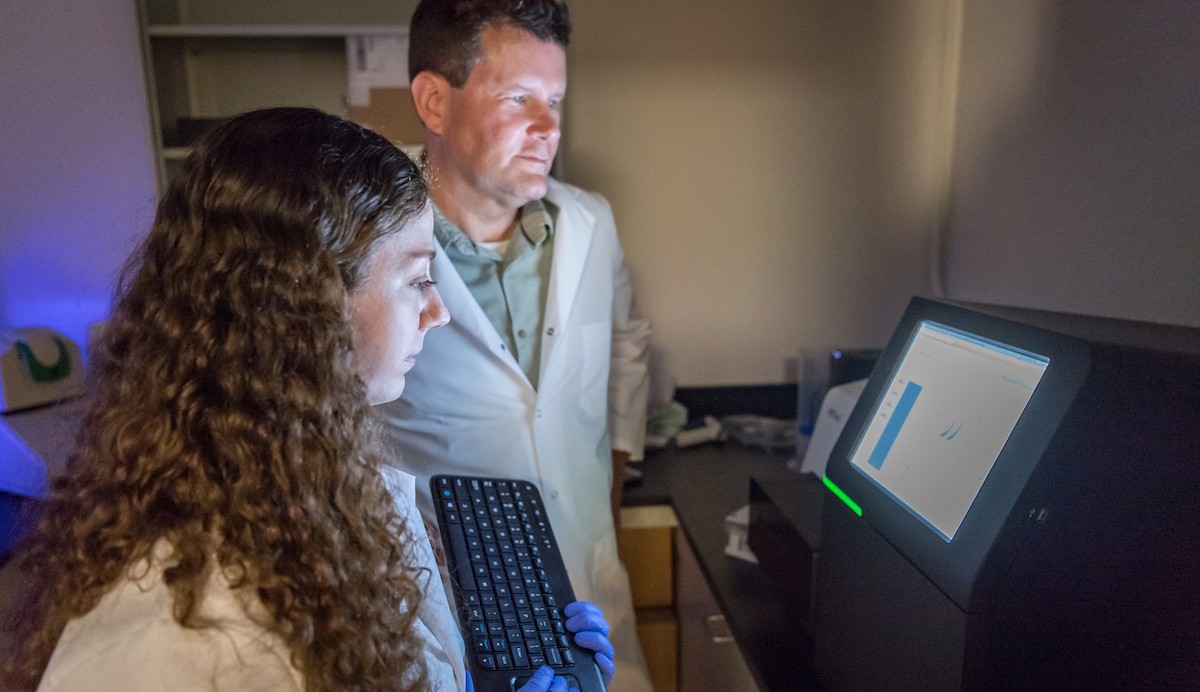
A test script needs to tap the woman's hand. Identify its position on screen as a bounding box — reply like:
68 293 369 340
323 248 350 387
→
563 601 615 686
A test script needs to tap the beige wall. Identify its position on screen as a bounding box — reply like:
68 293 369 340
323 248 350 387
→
944 0 1200 327
562 0 949 386
561 0 1199 387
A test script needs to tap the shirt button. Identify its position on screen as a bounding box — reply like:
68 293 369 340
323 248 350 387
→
518 329 527 338
536 409 542 418
546 327 555 336
550 490 559 500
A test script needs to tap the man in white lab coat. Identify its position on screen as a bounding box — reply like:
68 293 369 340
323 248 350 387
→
378 1 654 689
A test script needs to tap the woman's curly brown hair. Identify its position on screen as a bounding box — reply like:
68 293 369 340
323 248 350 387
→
2 108 432 690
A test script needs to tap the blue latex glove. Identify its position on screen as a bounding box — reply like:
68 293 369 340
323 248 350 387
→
563 601 616 686
514 665 570 691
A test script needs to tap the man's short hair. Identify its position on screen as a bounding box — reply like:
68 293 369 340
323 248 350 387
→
408 0 571 87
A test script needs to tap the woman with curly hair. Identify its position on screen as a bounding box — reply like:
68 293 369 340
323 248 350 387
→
0 107 610 691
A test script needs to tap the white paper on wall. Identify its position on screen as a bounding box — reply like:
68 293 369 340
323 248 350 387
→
346 35 409 107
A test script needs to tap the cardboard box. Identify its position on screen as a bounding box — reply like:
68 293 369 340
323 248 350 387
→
636 607 679 692
617 523 674 609
347 86 425 148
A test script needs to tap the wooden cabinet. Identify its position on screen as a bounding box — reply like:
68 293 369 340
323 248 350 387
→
675 527 759 691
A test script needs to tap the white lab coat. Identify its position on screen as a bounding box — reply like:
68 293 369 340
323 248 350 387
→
378 178 653 690
38 468 466 692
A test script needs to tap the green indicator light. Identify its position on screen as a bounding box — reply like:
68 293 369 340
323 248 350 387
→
823 475 863 517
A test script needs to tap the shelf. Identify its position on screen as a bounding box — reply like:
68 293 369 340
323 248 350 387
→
146 24 407 38
138 0 415 191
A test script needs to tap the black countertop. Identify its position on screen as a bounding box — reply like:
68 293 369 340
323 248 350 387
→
623 441 823 691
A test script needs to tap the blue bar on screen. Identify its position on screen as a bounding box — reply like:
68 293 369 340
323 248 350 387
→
867 381 922 470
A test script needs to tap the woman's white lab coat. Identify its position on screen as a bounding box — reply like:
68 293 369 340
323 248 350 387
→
379 178 652 690
38 468 467 691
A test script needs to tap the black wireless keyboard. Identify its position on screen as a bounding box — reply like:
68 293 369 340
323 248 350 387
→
431 475 606 692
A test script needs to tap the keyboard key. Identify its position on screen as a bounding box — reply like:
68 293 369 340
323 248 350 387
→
512 644 529 669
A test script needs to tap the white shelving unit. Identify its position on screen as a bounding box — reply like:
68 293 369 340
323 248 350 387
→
137 0 417 190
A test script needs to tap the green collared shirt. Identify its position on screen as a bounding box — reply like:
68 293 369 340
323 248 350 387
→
434 199 556 389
